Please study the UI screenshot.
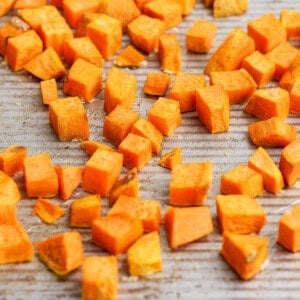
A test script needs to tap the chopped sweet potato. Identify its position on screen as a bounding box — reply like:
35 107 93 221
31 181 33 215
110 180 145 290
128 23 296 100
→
13 0 47 9
0 170 21 203
40 79 58 105
127 232 162 277
33 197 65 224
169 0 196 15
113 45 146 68
80 141 115 156
158 147 182 170
213 0 247 18
164 206 214 249
248 117 297 148
216 194 266 234
170 162 213 206
0 200 17 225
142 72 171 96
36 231 84 276
280 9 300 40
75 12 101 37
290 77 300 114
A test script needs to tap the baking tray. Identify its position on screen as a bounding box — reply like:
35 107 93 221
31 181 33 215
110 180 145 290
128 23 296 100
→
1 0 300 299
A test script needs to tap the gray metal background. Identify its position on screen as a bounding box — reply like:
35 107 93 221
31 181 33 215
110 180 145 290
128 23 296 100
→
1 0 300 299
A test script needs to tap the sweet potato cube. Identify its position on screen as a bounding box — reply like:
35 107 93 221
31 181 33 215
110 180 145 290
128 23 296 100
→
87 14 122 59
213 0 247 18
248 147 284 194
104 67 137 114
279 138 300 187
164 206 214 249
148 97 181 136
118 133 152 171
186 19 217 53
221 232 268 280
40 79 58 105
63 58 102 102
49 97 90 141
144 0 182 29
171 0 196 15
248 117 297 148
143 72 171 96
0 200 17 225
113 44 146 68
0 222 33 264
279 53 300 91
280 9 300 40
82 256 118 300
277 204 300 252
220 164 264 198
81 141 116 156
92 213 143 254
75 12 101 37
6 30 43 71
0 170 21 203
131 118 163 154
158 147 182 170
108 195 140 217
13 0 47 9
127 14 165 54
0 144 27 176
209 68 257 104
170 72 206 112
195 84 230 133
159 33 181 74
244 87 290 120
55 165 84 200
69 195 101 228
204 27 255 75
247 13 287 54
24 47 66 81
242 51 275 88
33 197 65 224
103 105 139 146
82 149 123 196
216 194 266 234
36 231 84 276
127 232 162 277
23 152 58 198
290 77 300 114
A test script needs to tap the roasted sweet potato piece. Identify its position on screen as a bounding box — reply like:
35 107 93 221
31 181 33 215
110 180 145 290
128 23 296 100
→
290 77 300 114
0 170 21 203
0 200 17 225
40 79 58 105
13 0 47 9
113 45 146 68
213 0 247 18
158 147 182 170
80 140 115 156
280 9 300 40
143 72 171 96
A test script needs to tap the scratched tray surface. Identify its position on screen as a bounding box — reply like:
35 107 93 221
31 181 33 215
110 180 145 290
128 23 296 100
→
1 0 300 299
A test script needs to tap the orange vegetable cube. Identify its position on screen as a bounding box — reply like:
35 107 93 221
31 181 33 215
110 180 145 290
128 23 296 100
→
204 27 255 74
24 47 66 81
131 118 163 154
279 138 300 187
87 14 122 59
82 149 123 196
159 33 181 74
113 44 146 68
92 213 143 254
33 197 65 224
40 79 58 105
242 51 275 88
0 144 27 176
127 232 162 277
80 140 116 156
248 117 297 148
108 194 140 217
23 152 58 198
290 77 300 114
62 0 102 28
248 147 284 194
164 206 214 249
143 72 171 96
158 147 182 170
144 0 182 29
213 0 247 18
0 170 21 203
103 105 139 146
244 87 290 120
13 0 47 9
277 204 300 252
0 200 17 225
170 162 213 206
195 84 230 133
69 195 101 228
127 14 165 54
64 37 104 68
216 194 266 234
247 13 287 54
118 133 152 171
280 9 300 40
221 231 268 280
209 68 257 104
220 164 264 198
63 58 102 102
0 222 33 264
104 67 137 114
82 256 118 300
169 72 206 112
6 30 43 71
279 52 300 91
75 12 101 37
148 97 182 136
49 97 90 141
36 231 84 276
55 165 84 200
186 19 217 53
171 0 196 15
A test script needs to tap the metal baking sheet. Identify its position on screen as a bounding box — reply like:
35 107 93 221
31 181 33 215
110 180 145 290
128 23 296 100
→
1 0 300 299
